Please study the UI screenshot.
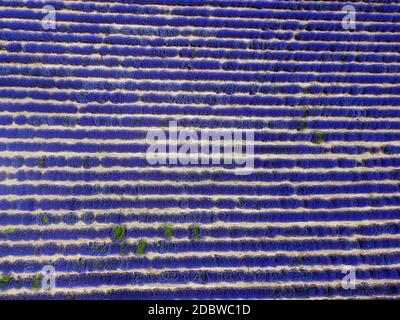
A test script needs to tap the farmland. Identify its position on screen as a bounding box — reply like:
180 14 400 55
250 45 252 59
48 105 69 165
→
0 0 400 300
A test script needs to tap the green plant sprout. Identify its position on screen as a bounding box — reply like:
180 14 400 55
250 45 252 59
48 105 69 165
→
39 156 46 168
41 215 49 224
113 225 127 242
164 226 174 240
137 240 147 256
0 275 12 290
192 225 201 241
32 275 42 290
315 132 326 144
297 121 308 131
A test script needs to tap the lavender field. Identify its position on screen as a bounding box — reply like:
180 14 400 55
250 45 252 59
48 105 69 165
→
0 0 400 300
